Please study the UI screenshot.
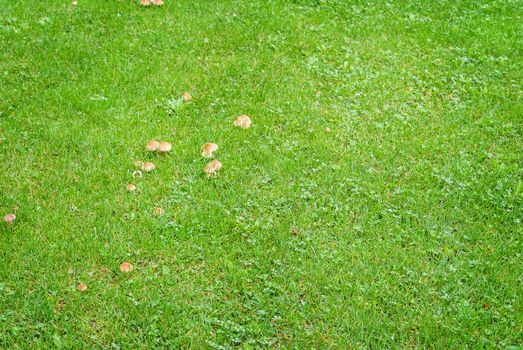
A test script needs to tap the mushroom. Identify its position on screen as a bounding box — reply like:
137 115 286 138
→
142 162 155 172
233 115 252 129
204 160 222 177
134 160 143 168
146 140 160 152
152 0 163 5
126 184 137 192
119 262 133 273
158 142 172 153
201 143 218 158
3 213 16 224
325 127 331 133
132 170 143 178
77 283 88 292
153 207 165 216
72 0 78 5
182 92 192 102
140 0 151 6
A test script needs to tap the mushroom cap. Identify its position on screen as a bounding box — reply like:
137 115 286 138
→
152 0 163 5
201 143 218 158
325 127 331 133
119 262 133 273
3 213 16 224
146 140 160 152
158 142 172 153
140 0 151 5
233 115 252 129
77 283 88 292
182 92 192 102
142 162 155 172
126 184 137 192
153 207 165 216
205 159 222 177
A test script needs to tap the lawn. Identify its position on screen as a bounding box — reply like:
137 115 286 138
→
1 0 522 348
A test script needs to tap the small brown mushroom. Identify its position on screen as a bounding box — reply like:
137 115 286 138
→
146 140 160 152
140 0 151 6
126 184 137 192
77 283 88 292
142 162 155 172
153 207 165 216
119 262 133 273
152 0 163 5
182 92 192 102
158 142 172 153
201 143 218 158
204 160 222 177
234 115 252 129
3 213 16 224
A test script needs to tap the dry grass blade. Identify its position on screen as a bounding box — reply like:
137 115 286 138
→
153 207 165 216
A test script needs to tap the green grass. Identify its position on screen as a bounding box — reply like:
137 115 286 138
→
1 0 522 348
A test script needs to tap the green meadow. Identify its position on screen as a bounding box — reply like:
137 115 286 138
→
1 0 522 348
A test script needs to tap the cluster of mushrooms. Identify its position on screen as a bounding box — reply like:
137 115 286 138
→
2 92 253 292
126 92 251 196
126 92 251 197
76 261 133 293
